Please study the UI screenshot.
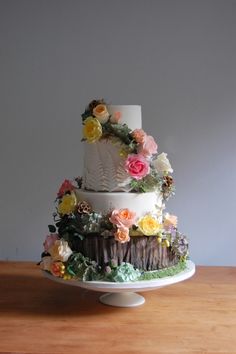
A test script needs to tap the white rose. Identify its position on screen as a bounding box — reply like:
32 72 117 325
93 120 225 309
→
153 152 173 173
49 239 73 262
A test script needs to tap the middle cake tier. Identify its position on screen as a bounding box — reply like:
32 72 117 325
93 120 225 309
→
76 190 163 221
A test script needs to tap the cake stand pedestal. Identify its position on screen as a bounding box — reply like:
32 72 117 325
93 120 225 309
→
100 292 145 307
43 260 195 308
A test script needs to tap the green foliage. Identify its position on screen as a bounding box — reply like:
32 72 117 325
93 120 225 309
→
139 260 187 280
130 173 161 193
102 122 136 149
81 110 91 122
104 262 141 282
48 225 56 233
66 253 101 281
56 215 84 241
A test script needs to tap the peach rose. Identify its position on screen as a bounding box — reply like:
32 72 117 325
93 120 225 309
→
110 111 121 124
93 104 109 123
114 226 130 243
125 153 150 180
109 208 136 228
138 135 158 157
48 239 73 262
163 213 178 230
132 129 147 144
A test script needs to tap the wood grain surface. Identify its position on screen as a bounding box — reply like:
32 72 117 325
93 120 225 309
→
0 261 235 354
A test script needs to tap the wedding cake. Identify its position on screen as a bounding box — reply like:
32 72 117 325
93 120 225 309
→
40 99 189 282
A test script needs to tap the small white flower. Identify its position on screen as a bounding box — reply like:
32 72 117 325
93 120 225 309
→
153 152 173 173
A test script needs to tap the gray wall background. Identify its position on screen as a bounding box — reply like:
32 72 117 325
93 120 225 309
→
0 0 236 265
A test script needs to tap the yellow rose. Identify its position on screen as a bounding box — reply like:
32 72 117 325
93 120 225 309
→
58 192 77 215
83 117 103 143
137 215 162 236
93 104 109 123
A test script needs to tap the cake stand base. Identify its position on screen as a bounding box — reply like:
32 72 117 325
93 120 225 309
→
99 292 145 307
43 261 195 308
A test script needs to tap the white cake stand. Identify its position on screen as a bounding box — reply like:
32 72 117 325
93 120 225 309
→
43 260 195 307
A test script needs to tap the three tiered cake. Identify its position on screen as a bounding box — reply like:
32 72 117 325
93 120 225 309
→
40 100 189 282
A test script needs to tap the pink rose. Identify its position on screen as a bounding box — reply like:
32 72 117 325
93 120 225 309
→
114 226 130 243
138 135 158 157
43 233 59 252
109 208 136 228
125 154 150 180
132 129 147 144
57 179 75 198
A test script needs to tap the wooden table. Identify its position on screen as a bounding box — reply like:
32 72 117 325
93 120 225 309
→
0 262 235 354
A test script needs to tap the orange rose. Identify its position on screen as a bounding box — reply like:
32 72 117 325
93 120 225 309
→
93 104 109 123
109 208 136 228
114 226 130 243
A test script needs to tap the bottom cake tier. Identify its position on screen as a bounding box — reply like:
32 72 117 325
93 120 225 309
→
69 235 178 271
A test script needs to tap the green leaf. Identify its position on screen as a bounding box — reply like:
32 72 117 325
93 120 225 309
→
48 225 56 233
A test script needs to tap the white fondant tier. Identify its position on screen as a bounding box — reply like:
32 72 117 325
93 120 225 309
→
82 139 131 192
107 105 141 130
77 190 163 220
82 105 142 192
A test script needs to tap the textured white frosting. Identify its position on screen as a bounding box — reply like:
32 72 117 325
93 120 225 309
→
77 190 163 220
82 139 131 192
83 105 142 192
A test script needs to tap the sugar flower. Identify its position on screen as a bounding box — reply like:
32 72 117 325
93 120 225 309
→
132 129 147 144
83 117 103 143
153 152 173 173
138 135 158 157
50 261 66 277
114 226 130 243
163 213 178 230
48 239 73 262
43 233 59 252
57 179 75 198
57 192 77 215
93 104 109 123
109 208 136 228
125 153 150 180
137 214 162 236
109 111 121 124
40 256 53 271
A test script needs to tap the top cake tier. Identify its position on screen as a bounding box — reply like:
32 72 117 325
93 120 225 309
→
81 99 174 196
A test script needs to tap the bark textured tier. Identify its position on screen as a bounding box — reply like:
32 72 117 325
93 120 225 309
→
70 235 178 271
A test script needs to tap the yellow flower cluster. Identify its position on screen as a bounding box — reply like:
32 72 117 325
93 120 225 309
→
137 214 162 236
58 192 77 215
83 117 103 143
